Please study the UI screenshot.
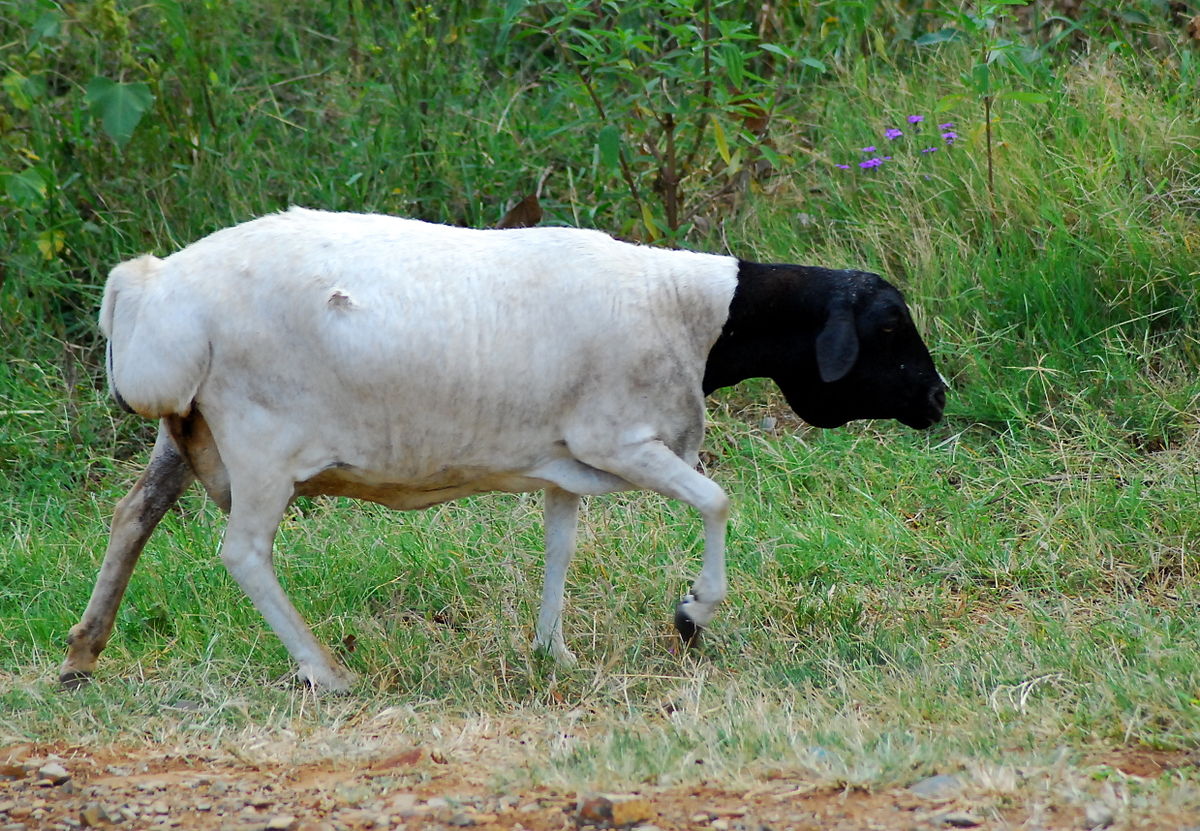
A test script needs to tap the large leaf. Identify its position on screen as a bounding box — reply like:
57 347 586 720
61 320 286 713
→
85 77 154 148
914 28 963 46
3 168 47 208
597 123 621 171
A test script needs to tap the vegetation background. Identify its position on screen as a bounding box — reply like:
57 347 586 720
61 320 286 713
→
2 0 1200 823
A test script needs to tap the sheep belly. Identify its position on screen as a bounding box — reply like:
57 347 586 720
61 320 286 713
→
293 464 551 510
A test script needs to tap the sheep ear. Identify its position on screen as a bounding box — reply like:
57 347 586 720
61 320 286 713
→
815 306 859 383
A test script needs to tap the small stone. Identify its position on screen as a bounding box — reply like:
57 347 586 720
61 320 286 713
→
424 797 450 810
1 823 28 831
37 763 70 786
1083 802 1115 829
264 816 297 831
0 765 25 781
604 796 654 827
447 812 475 827
760 416 777 431
939 811 981 828
579 794 657 826
578 796 612 824
908 774 963 800
711 821 730 831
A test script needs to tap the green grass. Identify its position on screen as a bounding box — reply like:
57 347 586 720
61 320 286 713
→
2 0 1200 821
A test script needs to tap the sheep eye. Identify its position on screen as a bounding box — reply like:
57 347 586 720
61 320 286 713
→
881 325 896 334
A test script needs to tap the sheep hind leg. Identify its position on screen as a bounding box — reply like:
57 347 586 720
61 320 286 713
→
572 439 729 651
60 421 195 688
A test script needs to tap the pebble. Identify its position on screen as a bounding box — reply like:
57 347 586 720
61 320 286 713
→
579 795 655 827
37 763 71 786
1083 802 1115 829
939 811 981 828
264 816 297 831
908 774 963 800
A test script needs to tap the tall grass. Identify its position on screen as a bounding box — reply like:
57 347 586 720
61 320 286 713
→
2 0 1199 816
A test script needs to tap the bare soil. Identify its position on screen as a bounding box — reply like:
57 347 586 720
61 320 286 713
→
1 741 1196 831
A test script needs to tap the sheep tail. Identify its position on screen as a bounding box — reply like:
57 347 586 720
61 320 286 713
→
100 255 210 418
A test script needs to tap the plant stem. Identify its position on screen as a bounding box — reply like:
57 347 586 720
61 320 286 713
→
984 93 994 201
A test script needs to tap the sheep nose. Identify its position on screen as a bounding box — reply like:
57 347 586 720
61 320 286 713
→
930 384 946 411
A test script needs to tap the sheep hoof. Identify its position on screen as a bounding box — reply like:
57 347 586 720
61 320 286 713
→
297 663 357 694
534 641 578 667
673 600 703 648
59 669 94 691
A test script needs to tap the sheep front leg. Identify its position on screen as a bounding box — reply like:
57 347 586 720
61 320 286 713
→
574 439 729 649
60 422 194 688
220 475 356 692
534 486 581 665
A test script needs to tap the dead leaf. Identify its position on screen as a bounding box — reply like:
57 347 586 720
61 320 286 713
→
496 194 542 229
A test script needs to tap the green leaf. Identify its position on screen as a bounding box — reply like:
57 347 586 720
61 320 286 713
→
711 116 731 165
639 202 659 240
759 43 795 59
3 169 47 208
597 124 621 171
85 77 155 148
3 72 35 111
800 56 828 72
30 11 63 47
914 28 963 46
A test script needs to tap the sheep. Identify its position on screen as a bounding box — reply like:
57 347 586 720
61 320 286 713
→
60 207 946 691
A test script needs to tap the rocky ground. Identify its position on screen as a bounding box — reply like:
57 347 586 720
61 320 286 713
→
1 742 1195 831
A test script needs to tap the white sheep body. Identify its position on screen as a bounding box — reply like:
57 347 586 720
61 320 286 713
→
104 208 738 506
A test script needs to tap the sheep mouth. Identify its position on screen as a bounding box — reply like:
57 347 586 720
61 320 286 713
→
899 411 942 430
899 394 946 430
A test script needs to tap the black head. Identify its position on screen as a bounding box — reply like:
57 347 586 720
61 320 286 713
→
703 262 946 430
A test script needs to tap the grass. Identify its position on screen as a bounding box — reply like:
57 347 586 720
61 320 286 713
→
2 0 1200 821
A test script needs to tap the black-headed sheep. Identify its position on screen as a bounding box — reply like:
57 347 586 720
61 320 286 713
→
61 208 945 691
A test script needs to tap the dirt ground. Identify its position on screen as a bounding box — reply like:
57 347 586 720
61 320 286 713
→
1 740 1196 831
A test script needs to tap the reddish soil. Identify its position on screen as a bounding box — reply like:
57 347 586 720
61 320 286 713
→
1 742 1195 830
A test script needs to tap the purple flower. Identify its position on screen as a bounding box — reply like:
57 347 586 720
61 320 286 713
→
859 157 883 168
835 163 851 169
938 122 955 130
908 115 924 124
861 145 876 153
941 131 958 144
921 146 939 153
884 128 903 140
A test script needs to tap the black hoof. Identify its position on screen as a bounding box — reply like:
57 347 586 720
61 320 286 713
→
59 670 93 691
674 600 703 648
